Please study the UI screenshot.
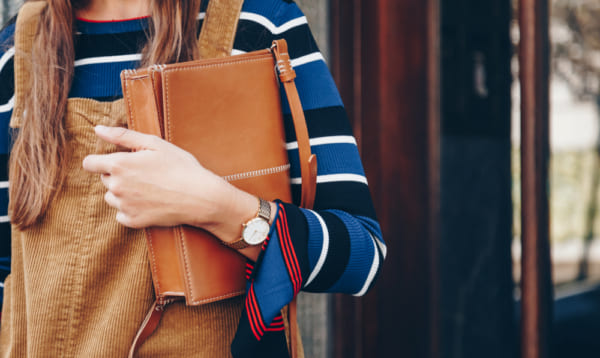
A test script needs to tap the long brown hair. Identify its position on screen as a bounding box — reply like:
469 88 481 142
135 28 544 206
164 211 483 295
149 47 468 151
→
9 0 202 229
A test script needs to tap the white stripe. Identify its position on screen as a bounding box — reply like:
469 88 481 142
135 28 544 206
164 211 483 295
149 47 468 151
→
197 12 206 20
239 13 307 35
304 211 329 287
74 54 142 67
0 282 4 288
0 181 8 189
231 49 247 56
0 216 9 223
0 48 15 113
290 52 324 68
0 96 14 113
290 174 368 185
286 135 356 150
353 238 380 296
0 47 14 73
374 235 387 259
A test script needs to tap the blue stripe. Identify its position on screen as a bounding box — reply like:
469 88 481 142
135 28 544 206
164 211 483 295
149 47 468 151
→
322 210 376 294
69 61 140 99
287 143 365 178
0 188 8 217
253 220 294 322
280 61 343 113
302 210 325 270
242 0 305 26
0 23 15 47
0 111 11 154
356 215 384 242
75 18 148 35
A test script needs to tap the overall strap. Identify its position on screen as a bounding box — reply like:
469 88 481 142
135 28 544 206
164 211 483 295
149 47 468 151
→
198 0 244 58
10 1 47 128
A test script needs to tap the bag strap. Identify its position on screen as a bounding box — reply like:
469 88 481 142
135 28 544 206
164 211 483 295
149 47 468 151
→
272 39 315 358
11 1 47 128
272 40 317 210
127 300 165 358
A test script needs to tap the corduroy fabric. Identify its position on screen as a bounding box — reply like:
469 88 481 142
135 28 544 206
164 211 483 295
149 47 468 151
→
0 97 245 357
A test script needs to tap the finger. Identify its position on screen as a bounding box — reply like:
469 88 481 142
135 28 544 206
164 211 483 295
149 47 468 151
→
115 211 130 227
95 125 161 151
100 173 111 189
82 152 128 174
104 190 120 211
116 211 144 229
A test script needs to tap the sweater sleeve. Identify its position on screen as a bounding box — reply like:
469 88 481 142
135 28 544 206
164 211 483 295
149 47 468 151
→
231 1 385 356
0 18 17 305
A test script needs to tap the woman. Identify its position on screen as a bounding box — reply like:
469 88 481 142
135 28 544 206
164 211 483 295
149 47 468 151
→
0 0 386 356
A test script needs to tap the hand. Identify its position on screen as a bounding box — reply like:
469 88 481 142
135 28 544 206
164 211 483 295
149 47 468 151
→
83 125 273 261
82 125 242 229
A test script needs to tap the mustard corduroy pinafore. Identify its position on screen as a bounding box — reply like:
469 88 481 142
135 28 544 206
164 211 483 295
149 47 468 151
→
0 2 246 357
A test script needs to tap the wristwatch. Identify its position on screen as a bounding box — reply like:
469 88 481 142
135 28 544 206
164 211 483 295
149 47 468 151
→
224 197 271 250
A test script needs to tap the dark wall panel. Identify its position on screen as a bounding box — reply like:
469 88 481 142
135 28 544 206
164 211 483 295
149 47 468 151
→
439 0 516 357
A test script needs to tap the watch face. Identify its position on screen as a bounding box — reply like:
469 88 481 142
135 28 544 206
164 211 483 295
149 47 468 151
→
242 218 271 245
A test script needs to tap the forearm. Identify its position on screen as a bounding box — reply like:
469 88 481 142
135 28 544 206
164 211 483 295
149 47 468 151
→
198 181 277 262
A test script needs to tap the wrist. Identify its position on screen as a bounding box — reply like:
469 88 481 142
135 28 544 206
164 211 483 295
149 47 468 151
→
199 180 257 239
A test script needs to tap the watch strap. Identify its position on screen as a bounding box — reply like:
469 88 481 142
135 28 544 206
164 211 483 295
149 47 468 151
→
257 197 271 221
224 197 271 250
225 237 252 250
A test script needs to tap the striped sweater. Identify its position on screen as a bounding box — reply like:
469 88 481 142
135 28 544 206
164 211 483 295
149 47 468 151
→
0 0 386 347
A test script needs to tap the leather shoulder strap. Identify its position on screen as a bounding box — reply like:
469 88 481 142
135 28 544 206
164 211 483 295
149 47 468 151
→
10 1 47 128
198 0 244 58
272 40 317 210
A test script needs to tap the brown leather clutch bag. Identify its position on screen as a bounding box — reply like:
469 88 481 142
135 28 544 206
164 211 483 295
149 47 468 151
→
120 40 316 309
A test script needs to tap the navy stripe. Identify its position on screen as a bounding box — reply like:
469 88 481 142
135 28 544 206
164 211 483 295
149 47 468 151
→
325 209 377 294
291 181 379 217
0 223 8 259
74 31 147 60
283 106 353 143
0 56 14 104
303 211 350 292
0 154 7 180
291 183 377 220
279 203 310 281
0 113 12 154
75 18 150 35
315 182 377 220
0 188 7 216
234 21 318 58
241 0 305 25
273 24 319 59
284 106 353 142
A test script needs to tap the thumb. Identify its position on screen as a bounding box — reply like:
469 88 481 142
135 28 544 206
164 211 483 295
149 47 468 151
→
95 125 161 151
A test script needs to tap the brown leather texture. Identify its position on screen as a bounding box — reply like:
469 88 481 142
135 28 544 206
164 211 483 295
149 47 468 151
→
271 41 318 209
121 42 316 306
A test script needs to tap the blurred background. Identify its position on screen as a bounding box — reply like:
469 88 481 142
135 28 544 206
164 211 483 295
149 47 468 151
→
2 0 600 357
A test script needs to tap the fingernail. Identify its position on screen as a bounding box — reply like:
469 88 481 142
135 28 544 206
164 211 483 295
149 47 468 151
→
95 125 108 134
